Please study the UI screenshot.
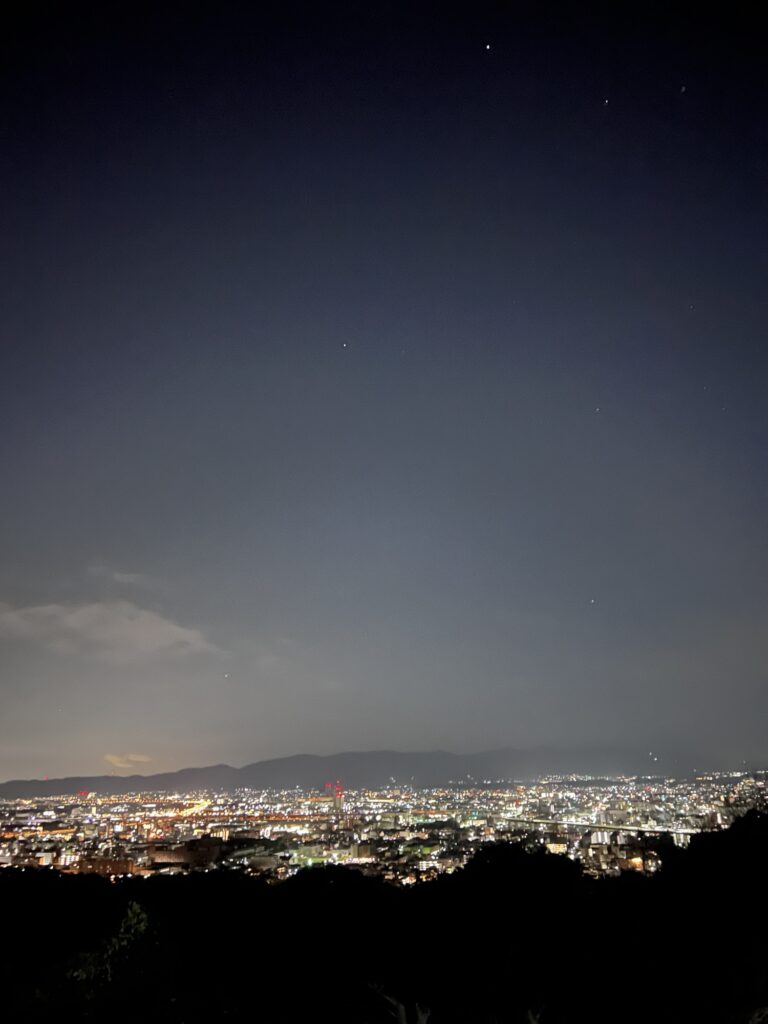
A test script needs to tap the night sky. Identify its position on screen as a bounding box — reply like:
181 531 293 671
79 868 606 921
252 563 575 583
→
1 3 767 780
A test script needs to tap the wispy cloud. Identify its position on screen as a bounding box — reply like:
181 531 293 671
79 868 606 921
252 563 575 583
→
87 564 161 591
104 753 153 771
0 600 217 663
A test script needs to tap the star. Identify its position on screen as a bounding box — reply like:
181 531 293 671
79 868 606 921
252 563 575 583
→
485 43 491 51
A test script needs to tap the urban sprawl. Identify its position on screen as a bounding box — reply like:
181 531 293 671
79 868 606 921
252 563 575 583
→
2 771 765 882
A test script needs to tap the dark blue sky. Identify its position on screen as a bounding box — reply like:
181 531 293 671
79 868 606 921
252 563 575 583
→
1 3 766 779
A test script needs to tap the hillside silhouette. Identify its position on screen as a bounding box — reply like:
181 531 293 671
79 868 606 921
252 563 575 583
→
0 746 680 798
1 811 766 1022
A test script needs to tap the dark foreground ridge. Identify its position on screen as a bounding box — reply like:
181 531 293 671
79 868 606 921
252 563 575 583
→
1 811 766 1023
0 745 731 797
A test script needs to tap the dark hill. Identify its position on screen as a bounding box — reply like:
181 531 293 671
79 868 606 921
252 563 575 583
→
0 812 766 1022
0 745 684 797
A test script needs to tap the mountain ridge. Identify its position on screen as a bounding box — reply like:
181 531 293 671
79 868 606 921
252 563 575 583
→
0 745 718 798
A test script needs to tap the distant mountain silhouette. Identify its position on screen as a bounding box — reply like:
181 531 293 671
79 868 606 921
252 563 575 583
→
0 746 709 797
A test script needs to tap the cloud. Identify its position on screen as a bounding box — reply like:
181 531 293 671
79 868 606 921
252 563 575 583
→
0 600 217 663
87 564 161 590
104 753 153 770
